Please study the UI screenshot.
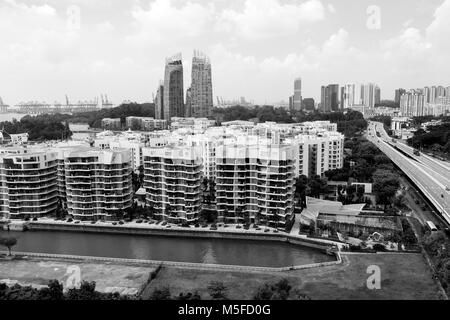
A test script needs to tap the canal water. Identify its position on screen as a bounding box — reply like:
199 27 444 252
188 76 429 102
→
3 230 333 268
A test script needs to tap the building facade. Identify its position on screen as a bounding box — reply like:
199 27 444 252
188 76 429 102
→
293 78 302 111
0 148 58 219
143 145 203 223
64 148 133 220
163 53 184 120
215 143 295 228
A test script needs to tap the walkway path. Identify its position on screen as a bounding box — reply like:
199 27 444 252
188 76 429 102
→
290 213 301 235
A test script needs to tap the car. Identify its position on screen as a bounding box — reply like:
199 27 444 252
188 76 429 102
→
74 220 80 224
264 229 270 232
136 219 143 223
162 221 167 226
194 223 200 228
119 221 124 225
148 221 154 224
112 222 117 225
166 225 171 228
90 221 96 224
67 218 73 222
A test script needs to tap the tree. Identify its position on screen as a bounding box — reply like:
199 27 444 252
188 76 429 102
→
294 175 308 206
372 169 400 209
66 281 98 300
150 287 172 300
0 236 17 256
253 279 293 300
38 280 64 300
307 175 327 198
207 281 228 300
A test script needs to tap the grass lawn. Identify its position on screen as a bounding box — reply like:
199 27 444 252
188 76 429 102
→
143 253 441 300
0 257 154 295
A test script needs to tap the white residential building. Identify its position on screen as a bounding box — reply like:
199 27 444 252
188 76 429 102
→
143 145 203 223
215 141 295 228
0 147 58 219
63 147 133 220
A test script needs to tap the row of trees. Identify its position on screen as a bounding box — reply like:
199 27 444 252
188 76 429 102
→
72 103 156 128
1 114 72 141
148 279 310 300
408 122 450 156
0 280 133 300
212 105 294 124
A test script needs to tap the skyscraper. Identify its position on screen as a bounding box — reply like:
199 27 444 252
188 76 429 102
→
293 78 302 111
361 83 380 108
395 88 406 105
163 53 184 120
320 84 339 112
190 50 213 118
375 85 381 106
155 81 164 120
341 84 359 109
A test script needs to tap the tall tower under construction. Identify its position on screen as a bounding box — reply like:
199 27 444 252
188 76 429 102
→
190 50 213 118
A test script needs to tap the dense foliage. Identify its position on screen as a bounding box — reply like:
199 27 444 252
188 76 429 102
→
292 110 367 137
1 114 71 141
252 279 310 300
0 280 133 300
423 231 450 295
325 137 392 182
72 102 155 128
212 105 294 123
407 121 450 156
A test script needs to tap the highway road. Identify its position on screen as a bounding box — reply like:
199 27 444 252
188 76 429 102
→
367 121 450 226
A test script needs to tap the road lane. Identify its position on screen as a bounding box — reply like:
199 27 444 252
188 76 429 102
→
367 122 450 225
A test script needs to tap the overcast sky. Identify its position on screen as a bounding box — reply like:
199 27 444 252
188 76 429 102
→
1 0 449 106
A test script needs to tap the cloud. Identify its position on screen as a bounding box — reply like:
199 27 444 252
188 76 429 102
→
126 0 215 47
219 0 326 39
426 0 450 50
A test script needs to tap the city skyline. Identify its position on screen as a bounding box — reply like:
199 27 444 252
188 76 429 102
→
1 0 450 105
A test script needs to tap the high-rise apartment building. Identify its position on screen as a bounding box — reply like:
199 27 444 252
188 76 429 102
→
0 148 58 219
215 143 295 228
361 83 380 108
395 88 406 105
321 84 339 112
190 51 213 118
293 78 302 111
143 145 203 223
155 82 164 120
64 148 133 220
163 53 184 120
341 84 360 109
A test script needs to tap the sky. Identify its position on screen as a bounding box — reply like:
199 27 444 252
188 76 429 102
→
0 0 450 106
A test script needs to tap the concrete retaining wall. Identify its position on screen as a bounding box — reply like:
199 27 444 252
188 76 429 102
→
2 250 341 273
